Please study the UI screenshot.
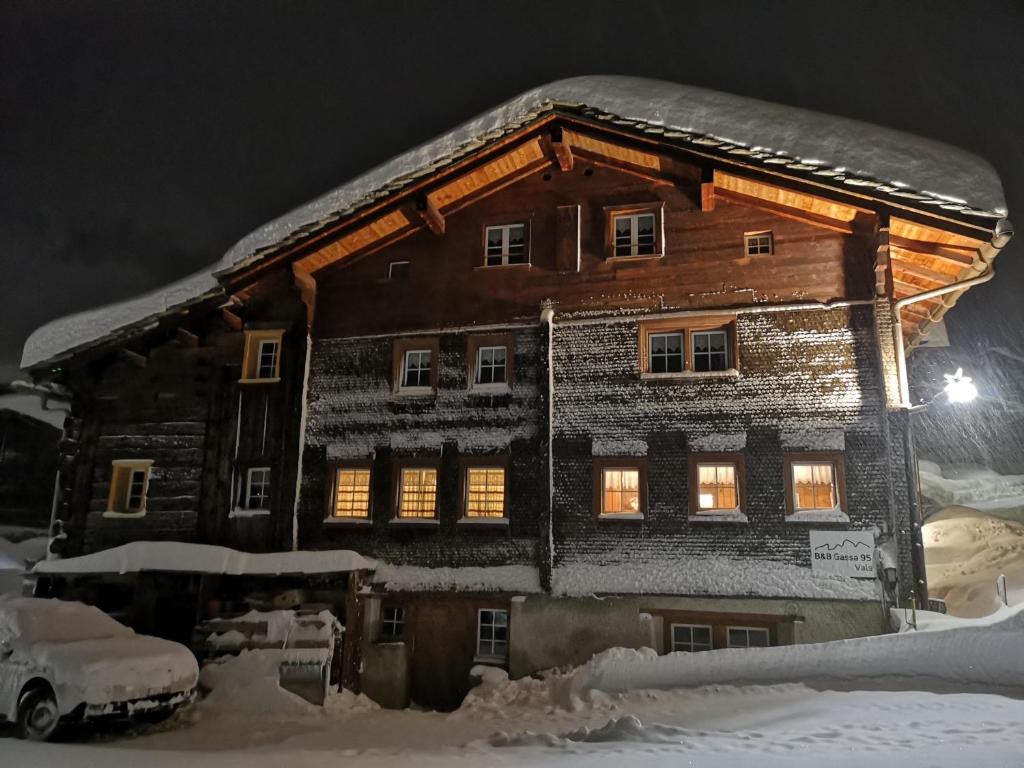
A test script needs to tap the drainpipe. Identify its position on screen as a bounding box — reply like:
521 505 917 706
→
890 218 1013 607
540 301 555 591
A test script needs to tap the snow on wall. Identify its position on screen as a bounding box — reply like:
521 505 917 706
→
22 76 1006 370
371 563 542 593
780 426 846 451
688 431 747 452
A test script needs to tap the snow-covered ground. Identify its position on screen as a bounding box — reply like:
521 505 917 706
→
5 605 1024 767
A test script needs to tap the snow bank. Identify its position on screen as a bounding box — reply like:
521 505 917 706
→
551 556 878 600
22 76 1006 370
570 602 1024 696
371 563 541 593
490 714 691 747
33 540 376 576
919 462 1024 520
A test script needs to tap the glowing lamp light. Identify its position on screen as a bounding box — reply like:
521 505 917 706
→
943 368 978 404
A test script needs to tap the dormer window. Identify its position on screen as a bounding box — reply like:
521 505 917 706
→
241 330 284 383
484 224 527 266
745 231 774 256
606 204 663 259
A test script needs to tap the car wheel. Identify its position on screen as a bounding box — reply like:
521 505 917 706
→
17 685 60 741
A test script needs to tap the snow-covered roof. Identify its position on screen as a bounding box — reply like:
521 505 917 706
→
33 541 376 576
22 75 1008 370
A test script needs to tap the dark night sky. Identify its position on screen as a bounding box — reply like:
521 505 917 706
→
2 1 1023 424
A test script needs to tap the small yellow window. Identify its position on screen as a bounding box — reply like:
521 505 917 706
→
106 460 153 515
241 330 284 383
398 468 438 519
602 468 641 516
697 463 739 512
334 468 371 518
465 468 506 518
792 462 837 511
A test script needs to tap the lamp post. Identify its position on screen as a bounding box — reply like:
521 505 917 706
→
904 368 977 608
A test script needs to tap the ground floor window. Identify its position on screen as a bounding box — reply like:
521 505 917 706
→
477 608 508 661
671 624 712 653
244 467 271 510
726 626 770 648
380 606 405 640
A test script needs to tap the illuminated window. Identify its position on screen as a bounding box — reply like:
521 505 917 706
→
485 224 527 266
106 460 153 515
241 330 284 382
334 468 371 518
692 330 729 372
791 461 837 511
244 467 271 510
745 231 774 256
671 624 713 653
649 332 684 373
475 346 507 385
476 609 508 661
612 212 657 257
465 467 506 518
381 606 405 640
696 463 739 512
601 468 641 516
727 626 770 648
401 349 432 389
398 468 437 518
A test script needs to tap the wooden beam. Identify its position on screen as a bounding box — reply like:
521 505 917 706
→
292 264 317 329
550 126 573 172
891 257 961 285
221 307 243 331
700 166 715 212
874 223 891 297
415 194 445 236
176 328 199 348
120 348 147 368
716 187 863 235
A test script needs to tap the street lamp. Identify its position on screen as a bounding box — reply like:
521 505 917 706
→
942 368 978 404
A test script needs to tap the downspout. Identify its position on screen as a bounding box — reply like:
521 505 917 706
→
540 302 555 590
291 332 312 551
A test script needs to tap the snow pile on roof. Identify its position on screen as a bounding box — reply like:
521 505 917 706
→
551 556 878 600
371 563 541 593
22 76 1006 370
919 460 1024 520
33 540 376 576
923 508 1024 617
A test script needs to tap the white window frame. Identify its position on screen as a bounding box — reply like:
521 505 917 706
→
244 467 272 511
256 339 280 380
691 329 730 372
484 223 528 266
648 331 685 374
125 468 149 512
380 606 405 640
790 460 839 512
670 623 713 653
476 608 509 662
612 212 658 257
475 345 508 386
400 349 433 391
388 260 410 279
726 626 770 649
745 231 774 256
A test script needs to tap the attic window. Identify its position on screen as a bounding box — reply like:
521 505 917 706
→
605 204 664 259
745 231 773 256
241 330 284 383
484 223 528 266
389 261 410 280
105 459 153 517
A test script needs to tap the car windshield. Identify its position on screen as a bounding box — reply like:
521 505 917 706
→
0 598 132 645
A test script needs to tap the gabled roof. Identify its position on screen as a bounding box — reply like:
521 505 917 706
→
22 75 1009 371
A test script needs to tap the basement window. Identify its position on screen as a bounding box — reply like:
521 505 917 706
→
744 231 774 256
726 626 770 648
105 460 153 517
241 330 284 383
484 223 528 266
671 624 713 653
476 608 509 662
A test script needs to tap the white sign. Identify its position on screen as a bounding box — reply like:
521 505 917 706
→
809 530 876 579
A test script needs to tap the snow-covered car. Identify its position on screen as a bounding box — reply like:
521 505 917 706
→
0 597 198 740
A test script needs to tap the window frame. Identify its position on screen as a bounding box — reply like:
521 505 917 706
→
476 607 509 663
392 337 440 395
467 333 515 391
783 451 847 518
379 605 406 641
482 221 531 267
388 260 410 280
325 459 373 523
243 466 272 511
592 457 648 520
744 231 774 256
690 328 731 373
604 203 664 260
458 455 510 523
105 459 153 517
638 317 739 378
670 623 713 653
391 457 442 523
726 625 771 649
241 329 284 384
688 453 746 518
